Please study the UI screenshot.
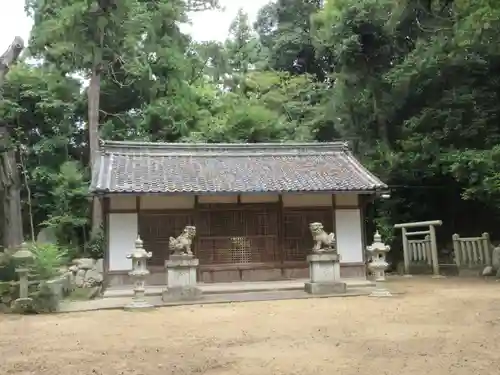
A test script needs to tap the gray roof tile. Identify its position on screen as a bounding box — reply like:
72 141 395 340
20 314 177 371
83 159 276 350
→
90 141 387 194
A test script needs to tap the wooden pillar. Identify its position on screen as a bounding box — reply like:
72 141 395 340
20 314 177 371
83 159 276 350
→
358 195 367 263
135 196 141 237
278 195 284 274
331 194 336 235
102 196 110 288
429 224 440 276
194 195 201 281
402 227 411 275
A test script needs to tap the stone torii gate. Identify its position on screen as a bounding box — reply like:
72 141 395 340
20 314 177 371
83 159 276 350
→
394 220 443 277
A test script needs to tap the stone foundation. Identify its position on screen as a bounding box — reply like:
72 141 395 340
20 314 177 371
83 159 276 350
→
106 263 366 286
162 286 202 301
162 255 201 302
304 281 346 294
304 253 346 295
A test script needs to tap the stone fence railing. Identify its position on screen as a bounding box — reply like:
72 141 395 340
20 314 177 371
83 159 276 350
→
452 233 492 276
408 235 432 267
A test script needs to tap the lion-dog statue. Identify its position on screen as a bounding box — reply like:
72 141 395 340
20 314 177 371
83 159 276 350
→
169 225 196 256
309 222 336 253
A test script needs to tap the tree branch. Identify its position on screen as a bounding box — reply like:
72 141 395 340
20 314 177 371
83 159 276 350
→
0 36 25 88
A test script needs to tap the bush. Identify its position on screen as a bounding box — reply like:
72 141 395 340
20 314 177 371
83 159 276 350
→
30 282 60 313
29 242 69 281
83 227 104 259
0 281 18 311
0 243 69 314
0 249 18 282
1 280 62 314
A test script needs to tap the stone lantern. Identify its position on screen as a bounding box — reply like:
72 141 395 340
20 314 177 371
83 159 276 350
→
124 236 153 311
12 242 34 301
366 231 392 297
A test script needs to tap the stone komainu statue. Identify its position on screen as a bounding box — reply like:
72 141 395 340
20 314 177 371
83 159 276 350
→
169 226 196 256
309 222 336 253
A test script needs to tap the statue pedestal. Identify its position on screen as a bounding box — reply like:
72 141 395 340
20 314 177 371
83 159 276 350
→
304 252 346 294
162 254 202 302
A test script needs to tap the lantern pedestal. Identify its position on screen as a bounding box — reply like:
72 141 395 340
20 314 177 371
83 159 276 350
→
124 237 154 311
304 252 346 294
162 254 201 302
366 231 392 298
12 243 35 312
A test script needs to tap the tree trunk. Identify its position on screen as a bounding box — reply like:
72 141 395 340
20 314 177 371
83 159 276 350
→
0 37 25 250
0 144 23 249
88 62 102 235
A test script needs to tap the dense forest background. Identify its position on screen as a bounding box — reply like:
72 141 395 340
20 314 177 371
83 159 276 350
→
1 0 500 261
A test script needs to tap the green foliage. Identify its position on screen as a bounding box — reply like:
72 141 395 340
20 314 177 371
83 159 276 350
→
2 0 500 260
30 282 61 313
0 250 18 282
29 243 69 281
40 161 89 247
84 226 105 259
0 281 18 311
0 279 63 314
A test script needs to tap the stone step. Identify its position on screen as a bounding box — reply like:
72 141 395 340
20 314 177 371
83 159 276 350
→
103 278 375 299
62 287 383 313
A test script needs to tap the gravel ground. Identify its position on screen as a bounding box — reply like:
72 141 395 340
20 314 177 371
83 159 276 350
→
1 277 499 375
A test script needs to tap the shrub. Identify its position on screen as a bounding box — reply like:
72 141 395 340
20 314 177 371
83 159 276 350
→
29 242 69 281
30 282 60 313
0 243 69 314
83 227 104 259
0 249 18 282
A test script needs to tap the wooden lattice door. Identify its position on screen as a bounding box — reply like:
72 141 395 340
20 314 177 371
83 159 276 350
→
283 208 333 262
197 204 278 265
139 212 194 266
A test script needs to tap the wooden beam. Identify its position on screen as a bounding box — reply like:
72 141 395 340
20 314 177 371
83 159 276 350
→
405 230 431 237
394 220 442 229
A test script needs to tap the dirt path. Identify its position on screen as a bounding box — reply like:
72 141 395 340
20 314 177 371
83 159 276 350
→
1 277 499 375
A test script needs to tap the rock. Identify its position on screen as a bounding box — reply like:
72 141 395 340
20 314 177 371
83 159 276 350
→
492 247 500 269
94 258 104 273
1 294 12 304
61 272 74 293
83 269 103 287
46 279 64 300
67 271 76 287
75 269 86 287
482 266 495 276
36 227 57 244
69 265 78 273
76 258 95 270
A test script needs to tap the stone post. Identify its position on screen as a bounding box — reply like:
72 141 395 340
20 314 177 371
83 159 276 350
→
304 223 346 295
12 242 34 310
401 227 412 277
124 236 154 311
366 231 392 297
162 254 201 301
304 252 346 294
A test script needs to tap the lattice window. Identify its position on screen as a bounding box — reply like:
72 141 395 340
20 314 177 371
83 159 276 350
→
197 205 278 265
230 237 252 263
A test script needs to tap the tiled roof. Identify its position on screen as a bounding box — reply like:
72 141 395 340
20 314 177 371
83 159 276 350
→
90 140 387 194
